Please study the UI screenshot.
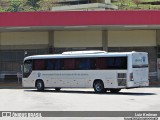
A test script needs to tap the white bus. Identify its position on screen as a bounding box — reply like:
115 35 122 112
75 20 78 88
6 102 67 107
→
22 51 149 93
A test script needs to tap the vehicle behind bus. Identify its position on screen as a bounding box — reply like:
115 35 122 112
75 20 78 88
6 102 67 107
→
22 51 149 93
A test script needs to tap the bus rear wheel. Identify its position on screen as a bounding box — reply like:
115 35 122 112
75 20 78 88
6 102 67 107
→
36 80 44 91
93 80 105 93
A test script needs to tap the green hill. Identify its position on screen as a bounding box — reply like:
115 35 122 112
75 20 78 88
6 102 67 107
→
113 0 160 10
0 0 160 12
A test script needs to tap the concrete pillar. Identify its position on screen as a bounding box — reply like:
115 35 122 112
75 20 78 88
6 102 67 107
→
102 30 108 51
48 31 54 54
156 30 160 46
156 30 160 80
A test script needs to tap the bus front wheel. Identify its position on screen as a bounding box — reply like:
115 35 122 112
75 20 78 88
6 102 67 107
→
36 80 44 91
93 80 105 93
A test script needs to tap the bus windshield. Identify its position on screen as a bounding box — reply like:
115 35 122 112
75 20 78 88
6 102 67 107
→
23 60 32 78
132 53 148 68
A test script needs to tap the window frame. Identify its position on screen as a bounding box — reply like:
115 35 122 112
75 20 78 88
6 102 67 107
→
30 56 127 71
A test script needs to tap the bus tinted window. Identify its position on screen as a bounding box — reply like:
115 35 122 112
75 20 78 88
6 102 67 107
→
96 58 107 69
33 59 63 70
79 59 91 70
46 59 55 70
55 59 63 70
31 57 127 70
75 58 95 70
107 57 127 69
34 60 45 70
64 59 75 70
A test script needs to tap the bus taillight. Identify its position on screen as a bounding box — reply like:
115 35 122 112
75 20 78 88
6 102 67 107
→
130 73 134 81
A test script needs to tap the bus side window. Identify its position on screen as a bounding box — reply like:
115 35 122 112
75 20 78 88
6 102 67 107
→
113 57 127 69
63 59 75 70
46 59 55 70
79 58 91 70
34 60 45 70
90 58 96 69
85 59 91 70
114 58 121 68
96 58 107 69
75 59 81 70
107 57 120 69
121 57 127 69
55 59 62 70
107 57 127 69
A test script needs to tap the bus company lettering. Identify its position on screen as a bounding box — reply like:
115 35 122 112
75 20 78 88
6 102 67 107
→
135 56 146 64
43 73 88 76
135 59 143 63
37 73 41 77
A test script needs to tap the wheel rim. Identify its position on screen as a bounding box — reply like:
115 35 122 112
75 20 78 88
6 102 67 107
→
95 83 102 92
37 82 42 89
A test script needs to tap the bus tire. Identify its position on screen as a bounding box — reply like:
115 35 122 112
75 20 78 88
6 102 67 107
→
36 80 44 91
55 88 61 91
93 80 105 93
110 89 121 93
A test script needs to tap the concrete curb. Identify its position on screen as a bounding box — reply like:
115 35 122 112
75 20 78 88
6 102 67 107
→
0 84 22 89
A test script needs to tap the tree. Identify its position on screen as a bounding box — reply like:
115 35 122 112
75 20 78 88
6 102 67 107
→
119 0 126 6
39 0 58 11
0 0 8 12
0 6 5 12
133 0 142 8
7 1 24 12
25 0 41 11
117 0 130 10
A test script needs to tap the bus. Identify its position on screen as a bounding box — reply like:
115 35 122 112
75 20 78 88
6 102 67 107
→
22 51 149 93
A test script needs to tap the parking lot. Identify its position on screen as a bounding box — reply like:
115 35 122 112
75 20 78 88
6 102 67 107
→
0 87 160 119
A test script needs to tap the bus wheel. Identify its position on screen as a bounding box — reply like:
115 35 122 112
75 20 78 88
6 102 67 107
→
93 80 105 93
55 88 61 91
110 89 121 93
36 80 44 91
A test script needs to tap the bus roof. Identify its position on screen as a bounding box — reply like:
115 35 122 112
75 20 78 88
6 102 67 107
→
62 50 107 55
24 51 147 61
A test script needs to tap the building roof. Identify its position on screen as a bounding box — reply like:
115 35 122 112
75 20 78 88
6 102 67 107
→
0 11 160 31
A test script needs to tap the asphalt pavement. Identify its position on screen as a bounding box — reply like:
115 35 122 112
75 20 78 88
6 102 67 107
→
0 87 159 120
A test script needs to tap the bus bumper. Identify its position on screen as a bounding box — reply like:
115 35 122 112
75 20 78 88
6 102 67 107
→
127 81 149 87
